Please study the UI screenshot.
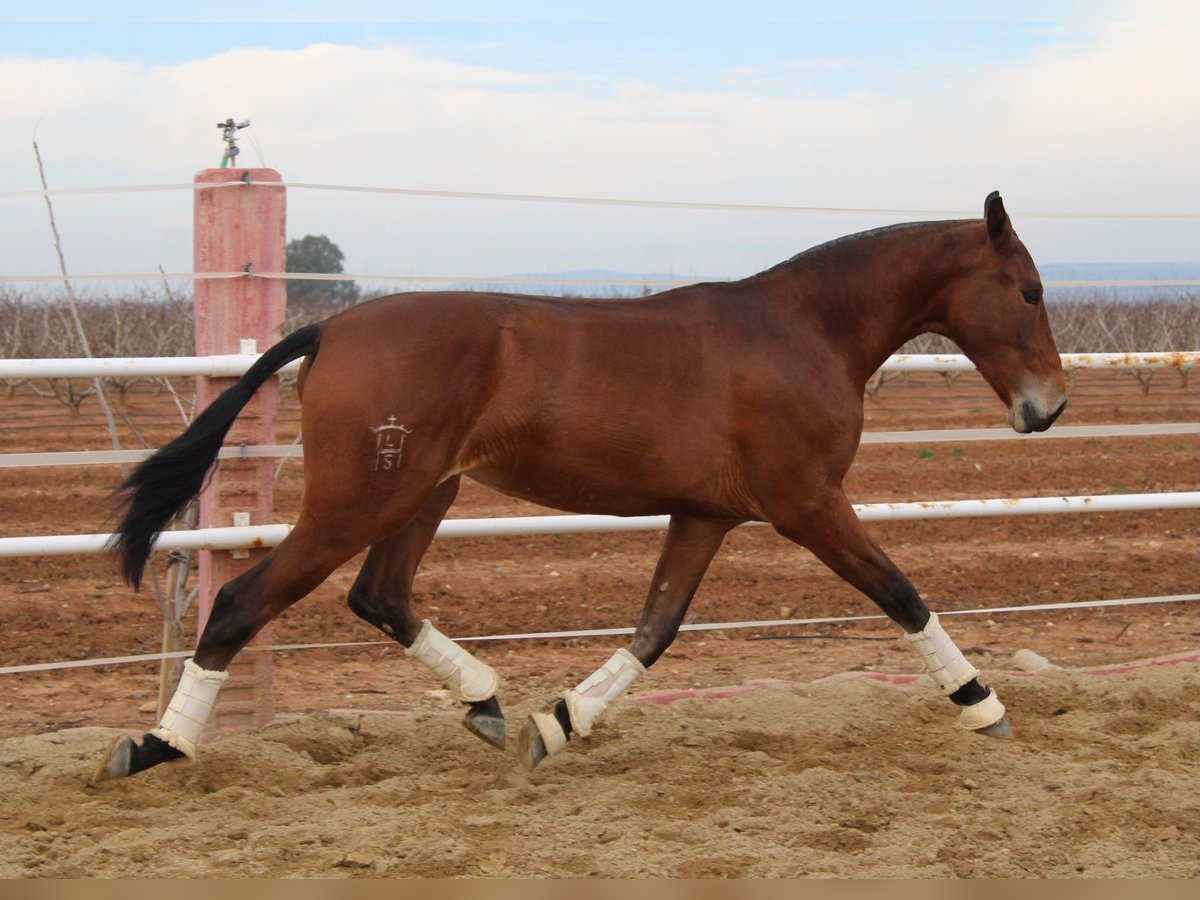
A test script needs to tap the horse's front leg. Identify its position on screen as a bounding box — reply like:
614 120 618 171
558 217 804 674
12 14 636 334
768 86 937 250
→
519 515 734 770
775 489 1010 736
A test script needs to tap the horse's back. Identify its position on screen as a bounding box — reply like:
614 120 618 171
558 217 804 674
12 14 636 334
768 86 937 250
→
314 287 734 395
297 288 762 518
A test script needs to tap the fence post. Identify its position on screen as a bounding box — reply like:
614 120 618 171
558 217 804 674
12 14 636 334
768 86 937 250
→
193 167 286 735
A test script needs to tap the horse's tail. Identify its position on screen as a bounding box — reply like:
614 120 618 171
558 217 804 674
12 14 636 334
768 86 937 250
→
110 323 322 589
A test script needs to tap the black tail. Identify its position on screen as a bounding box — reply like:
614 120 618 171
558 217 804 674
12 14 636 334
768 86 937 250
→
109 324 322 589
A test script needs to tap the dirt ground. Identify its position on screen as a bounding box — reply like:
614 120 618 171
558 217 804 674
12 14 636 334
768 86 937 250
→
0 658 1196 878
0 367 1197 877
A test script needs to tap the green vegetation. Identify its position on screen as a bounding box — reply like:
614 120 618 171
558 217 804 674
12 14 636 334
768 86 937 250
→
285 234 360 307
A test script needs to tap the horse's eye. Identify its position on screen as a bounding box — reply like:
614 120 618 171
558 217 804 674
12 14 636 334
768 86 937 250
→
1021 288 1042 305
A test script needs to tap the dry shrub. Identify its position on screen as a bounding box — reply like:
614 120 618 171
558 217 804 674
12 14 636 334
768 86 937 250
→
2 287 1195 406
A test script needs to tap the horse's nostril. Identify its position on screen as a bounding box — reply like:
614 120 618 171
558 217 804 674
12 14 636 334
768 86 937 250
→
1047 397 1067 427
1032 398 1067 432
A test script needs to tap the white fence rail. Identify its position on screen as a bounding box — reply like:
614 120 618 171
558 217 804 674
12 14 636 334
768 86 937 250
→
3 492 1199 559
2 173 1197 678
0 352 282 380
2 350 1197 381
5 270 1199 289
5 423 1200 472
1 349 1197 558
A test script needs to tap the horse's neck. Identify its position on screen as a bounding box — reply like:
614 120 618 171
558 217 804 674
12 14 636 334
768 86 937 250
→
769 224 965 383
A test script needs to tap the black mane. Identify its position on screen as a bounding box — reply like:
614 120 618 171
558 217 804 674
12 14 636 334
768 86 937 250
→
754 219 967 278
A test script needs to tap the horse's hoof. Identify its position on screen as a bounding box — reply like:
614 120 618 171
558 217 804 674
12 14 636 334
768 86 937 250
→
92 734 135 783
518 715 549 772
519 710 571 771
518 717 549 772
463 708 507 750
977 716 1013 739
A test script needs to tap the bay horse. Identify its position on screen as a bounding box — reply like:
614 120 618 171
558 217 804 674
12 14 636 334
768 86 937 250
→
96 191 1066 781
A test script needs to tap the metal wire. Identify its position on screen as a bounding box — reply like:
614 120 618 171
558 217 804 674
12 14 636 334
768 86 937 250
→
1 178 1196 218
1 269 1197 289
1 594 1195 677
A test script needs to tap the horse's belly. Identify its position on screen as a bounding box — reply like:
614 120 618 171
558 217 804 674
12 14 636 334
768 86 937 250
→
464 454 753 521
465 463 662 517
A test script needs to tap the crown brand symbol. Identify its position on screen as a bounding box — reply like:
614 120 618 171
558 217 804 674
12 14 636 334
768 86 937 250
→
371 416 413 471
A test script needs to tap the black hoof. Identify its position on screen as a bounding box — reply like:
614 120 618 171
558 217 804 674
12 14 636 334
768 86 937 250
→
92 732 185 783
518 699 573 772
518 717 549 772
976 716 1013 739
463 696 506 750
93 735 136 782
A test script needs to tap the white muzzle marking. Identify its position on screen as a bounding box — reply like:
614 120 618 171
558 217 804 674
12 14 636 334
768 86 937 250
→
405 619 499 703
564 648 646 737
1008 381 1066 434
151 659 229 758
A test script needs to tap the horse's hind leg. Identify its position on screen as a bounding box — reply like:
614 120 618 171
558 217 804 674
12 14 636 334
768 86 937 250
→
345 476 506 750
94 518 381 781
775 489 1010 737
519 515 733 770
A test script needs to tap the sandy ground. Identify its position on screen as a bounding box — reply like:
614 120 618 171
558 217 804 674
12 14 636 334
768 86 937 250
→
0 657 1195 878
0 368 1197 877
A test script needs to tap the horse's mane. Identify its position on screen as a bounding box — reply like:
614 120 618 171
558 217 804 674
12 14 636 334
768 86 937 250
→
753 219 965 279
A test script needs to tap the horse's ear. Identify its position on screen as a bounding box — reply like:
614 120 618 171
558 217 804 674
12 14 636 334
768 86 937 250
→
984 190 1011 247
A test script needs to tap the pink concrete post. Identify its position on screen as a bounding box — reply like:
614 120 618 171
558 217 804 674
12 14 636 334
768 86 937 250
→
193 168 286 735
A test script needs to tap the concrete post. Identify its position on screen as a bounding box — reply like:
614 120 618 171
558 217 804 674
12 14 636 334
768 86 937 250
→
193 167 286 735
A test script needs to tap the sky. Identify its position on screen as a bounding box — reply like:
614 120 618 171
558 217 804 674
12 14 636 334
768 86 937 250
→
0 1 1197 289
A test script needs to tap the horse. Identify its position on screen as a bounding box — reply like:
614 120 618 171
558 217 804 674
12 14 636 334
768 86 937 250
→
95 191 1066 781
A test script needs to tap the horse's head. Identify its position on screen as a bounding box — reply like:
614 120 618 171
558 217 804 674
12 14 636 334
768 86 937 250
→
938 192 1068 434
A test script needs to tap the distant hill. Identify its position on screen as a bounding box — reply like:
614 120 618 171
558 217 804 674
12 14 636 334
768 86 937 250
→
448 263 1199 300
1040 261 1200 282
1040 262 1199 301
445 269 707 298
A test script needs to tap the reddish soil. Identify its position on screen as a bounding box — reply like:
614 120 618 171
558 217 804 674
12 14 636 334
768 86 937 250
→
0 368 1196 731
0 367 1196 877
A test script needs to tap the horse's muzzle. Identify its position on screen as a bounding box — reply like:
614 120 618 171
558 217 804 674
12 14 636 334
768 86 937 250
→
1012 396 1067 434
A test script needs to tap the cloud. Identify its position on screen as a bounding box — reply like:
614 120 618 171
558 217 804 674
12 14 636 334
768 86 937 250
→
1 6 1196 282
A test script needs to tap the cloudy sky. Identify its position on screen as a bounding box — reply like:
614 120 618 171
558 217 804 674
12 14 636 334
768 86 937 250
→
1 1 1196 287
